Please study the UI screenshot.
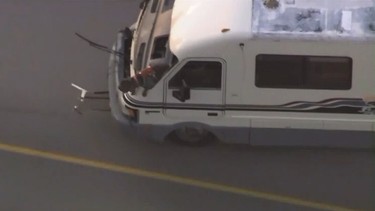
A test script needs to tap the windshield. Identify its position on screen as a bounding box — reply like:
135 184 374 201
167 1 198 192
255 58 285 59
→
133 0 177 74
131 0 177 91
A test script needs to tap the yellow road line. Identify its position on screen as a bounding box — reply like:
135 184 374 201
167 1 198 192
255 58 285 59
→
0 142 358 211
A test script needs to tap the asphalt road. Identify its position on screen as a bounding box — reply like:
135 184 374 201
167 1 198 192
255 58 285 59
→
0 1 374 211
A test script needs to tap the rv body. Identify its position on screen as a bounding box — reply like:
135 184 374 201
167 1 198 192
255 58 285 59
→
108 0 375 147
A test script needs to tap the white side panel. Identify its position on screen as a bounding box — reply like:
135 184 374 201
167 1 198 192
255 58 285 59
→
324 120 373 131
251 118 323 130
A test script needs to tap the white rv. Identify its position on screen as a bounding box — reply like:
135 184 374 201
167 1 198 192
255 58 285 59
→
108 0 375 147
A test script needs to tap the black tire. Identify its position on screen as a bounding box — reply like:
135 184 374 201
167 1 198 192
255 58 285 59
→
170 127 215 146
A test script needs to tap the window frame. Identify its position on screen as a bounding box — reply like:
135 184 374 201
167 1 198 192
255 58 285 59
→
151 35 169 59
168 60 224 90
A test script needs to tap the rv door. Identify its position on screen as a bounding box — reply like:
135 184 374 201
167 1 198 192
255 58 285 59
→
164 59 225 118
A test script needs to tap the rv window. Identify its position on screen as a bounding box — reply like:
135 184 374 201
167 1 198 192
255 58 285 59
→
305 57 352 89
255 55 304 88
151 0 159 13
169 61 222 89
151 36 169 59
162 0 175 12
255 55 352 90
135 43 146 71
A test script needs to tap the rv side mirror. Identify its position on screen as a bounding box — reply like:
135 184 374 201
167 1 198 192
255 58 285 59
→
172 80 190 102
172 86 190 102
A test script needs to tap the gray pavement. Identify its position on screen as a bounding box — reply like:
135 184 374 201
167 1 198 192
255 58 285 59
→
0 1 374 211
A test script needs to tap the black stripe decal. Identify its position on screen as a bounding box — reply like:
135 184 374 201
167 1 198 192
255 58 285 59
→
123 94 374 114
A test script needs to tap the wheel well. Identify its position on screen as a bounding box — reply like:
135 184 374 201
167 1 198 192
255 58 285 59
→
165 124 219 146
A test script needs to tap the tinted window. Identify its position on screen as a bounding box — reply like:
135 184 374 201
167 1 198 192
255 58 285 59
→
255 54 352 90
305 57 352 89
169 61 222 89
151 36 169 59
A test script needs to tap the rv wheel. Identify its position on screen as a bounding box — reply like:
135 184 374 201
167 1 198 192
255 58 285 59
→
171 127 213 146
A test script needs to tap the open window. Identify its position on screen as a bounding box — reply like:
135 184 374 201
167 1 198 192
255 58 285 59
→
165 60 225 105
151 36 169 59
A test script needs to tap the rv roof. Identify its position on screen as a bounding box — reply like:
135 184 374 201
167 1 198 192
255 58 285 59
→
170 0 375 58
253 0 375 39
170 0 252 58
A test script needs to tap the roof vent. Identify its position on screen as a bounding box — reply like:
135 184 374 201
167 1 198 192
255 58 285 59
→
221 28 230 33
263 0 280 9
285 0 295 5
340 10 352 31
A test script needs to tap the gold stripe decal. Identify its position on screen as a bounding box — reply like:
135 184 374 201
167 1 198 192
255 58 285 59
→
0 142 358 211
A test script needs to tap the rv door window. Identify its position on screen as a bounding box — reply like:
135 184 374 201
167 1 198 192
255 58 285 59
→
255 54 352 90
169 61 222 89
